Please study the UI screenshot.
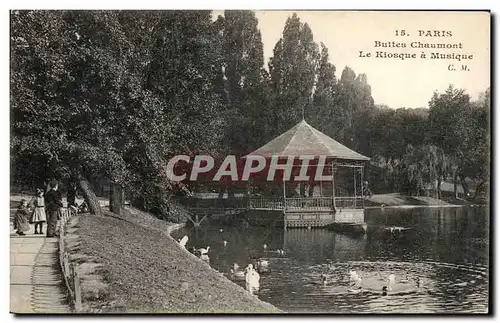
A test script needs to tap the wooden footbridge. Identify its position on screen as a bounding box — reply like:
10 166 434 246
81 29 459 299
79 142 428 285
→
179 195 366 228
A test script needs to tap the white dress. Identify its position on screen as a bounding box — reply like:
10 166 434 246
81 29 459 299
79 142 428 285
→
31 196 47 223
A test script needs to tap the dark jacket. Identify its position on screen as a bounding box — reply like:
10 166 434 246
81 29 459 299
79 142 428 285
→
45 189 63 212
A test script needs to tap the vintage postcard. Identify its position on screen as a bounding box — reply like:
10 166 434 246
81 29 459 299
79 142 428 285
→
10 10 490 314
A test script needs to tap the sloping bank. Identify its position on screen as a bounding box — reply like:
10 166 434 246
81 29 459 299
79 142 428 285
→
365 193 467 208
63 206 281 313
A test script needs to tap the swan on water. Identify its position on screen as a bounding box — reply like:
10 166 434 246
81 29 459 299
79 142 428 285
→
347 272 363 292
265 248 284 255
245 264 260 289
257 259 269 267
197 246 210 255
383 274 396 291
231 264 245 279
254 259 269 273
348 270 362 289
348 286 363 293
400 274 410 283
417 277 424 288
178 235 189 249
354 276 362 287
321 274 328 286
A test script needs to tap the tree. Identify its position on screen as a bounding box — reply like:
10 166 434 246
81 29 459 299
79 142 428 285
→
467 88 490 199
334 67 375 152
310 43 339 137
428 85 475 198
217 10 268 155
118 10 229 217
11 10 118 215
11 10 229 219
268 13 320 135
434 146 451 200
396 144 449 197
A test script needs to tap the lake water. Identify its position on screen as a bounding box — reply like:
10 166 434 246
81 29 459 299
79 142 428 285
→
172 206 489 313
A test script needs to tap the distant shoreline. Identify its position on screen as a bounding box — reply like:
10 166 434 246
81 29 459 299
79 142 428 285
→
364 193 484 209
364 204 466 210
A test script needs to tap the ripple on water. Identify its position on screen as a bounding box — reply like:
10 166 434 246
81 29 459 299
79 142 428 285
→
249 260 488 313
172 207 488 313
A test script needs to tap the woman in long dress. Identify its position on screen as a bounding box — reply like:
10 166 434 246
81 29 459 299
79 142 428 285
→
30 189 47 234
14 199 31 236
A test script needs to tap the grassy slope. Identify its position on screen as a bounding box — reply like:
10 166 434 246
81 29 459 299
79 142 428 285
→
66 209 280 313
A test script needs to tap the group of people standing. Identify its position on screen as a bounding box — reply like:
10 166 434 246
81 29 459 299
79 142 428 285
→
13 179 70 237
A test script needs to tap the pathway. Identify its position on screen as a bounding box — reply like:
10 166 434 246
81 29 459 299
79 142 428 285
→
10 221 71 313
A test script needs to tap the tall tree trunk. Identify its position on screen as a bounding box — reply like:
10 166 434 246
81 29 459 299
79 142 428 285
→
472 180 486 200
308 183 315 197
227 185 235 199
218 184 225 199
473 180 486 200
109 182 124 215
299 182 306 197
460 176 470 198
79 178 102 216
437 178 442 200
453 170 459 199
44 181 51 193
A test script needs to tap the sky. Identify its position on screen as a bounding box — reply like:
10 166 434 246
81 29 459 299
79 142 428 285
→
214 11 490 109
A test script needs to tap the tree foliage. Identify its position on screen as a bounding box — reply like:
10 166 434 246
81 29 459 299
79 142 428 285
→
217 10 268 154
268 13 320 135
11 10 227 218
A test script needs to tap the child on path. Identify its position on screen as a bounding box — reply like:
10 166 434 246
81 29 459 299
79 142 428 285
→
29 188 47 234
14 199 31 236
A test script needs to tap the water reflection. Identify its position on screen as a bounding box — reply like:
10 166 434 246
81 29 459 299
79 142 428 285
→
173 206 488 313
283 228 368 263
